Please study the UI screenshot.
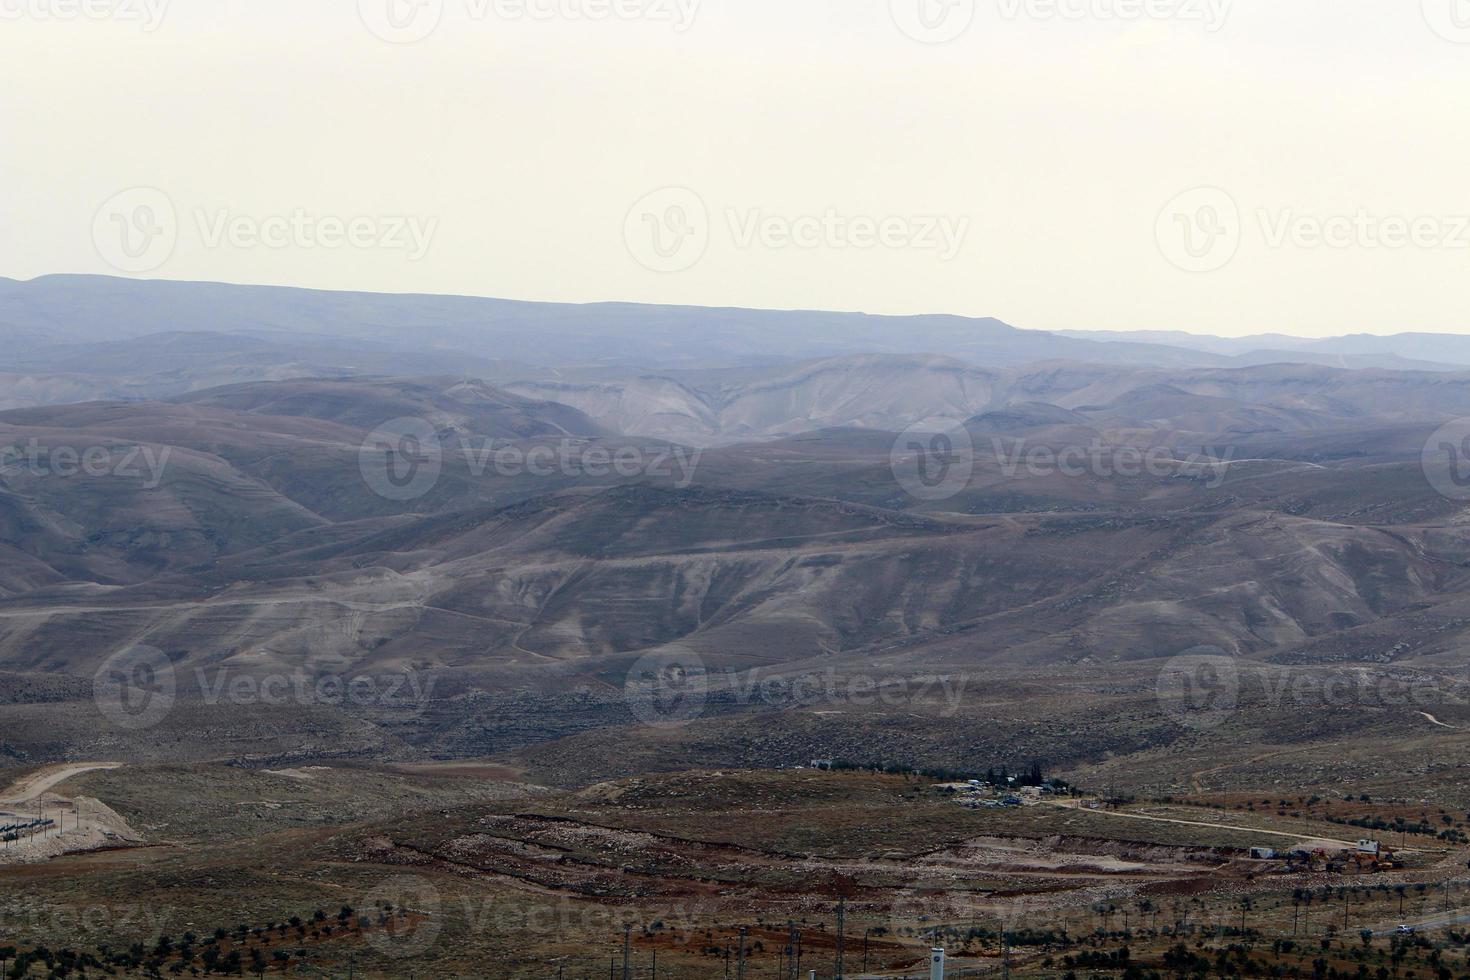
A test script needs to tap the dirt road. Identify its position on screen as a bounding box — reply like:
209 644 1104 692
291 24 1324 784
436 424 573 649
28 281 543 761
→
1046 800 1364 849
0 762 121 805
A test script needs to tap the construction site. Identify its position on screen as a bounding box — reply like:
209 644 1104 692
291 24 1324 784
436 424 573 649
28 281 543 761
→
0 763 142 866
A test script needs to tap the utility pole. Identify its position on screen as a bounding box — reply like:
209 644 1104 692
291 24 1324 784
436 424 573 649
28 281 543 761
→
835 898 846 979
622 925 631 980
788 924 799 980
736 927 747 980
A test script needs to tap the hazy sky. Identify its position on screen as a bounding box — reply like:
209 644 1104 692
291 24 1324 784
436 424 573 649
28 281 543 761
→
3 0 1469 337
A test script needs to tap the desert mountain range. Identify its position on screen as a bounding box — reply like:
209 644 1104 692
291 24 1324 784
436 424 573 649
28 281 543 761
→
4 276 1470 771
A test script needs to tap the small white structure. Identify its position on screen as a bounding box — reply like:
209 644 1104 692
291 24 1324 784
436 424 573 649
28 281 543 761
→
931 947 945 980
1357 839 1381 856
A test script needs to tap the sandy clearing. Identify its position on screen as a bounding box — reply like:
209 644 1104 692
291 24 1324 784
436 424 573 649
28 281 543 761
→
264 766 332 781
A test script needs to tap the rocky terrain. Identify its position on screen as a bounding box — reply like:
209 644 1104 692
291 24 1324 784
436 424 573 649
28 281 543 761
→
4 279 1470 790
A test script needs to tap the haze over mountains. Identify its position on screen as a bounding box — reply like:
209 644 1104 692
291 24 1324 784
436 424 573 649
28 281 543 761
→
3 275 1466 405
6 275 1470 774
6 274 1470 441
1056 328 1470 368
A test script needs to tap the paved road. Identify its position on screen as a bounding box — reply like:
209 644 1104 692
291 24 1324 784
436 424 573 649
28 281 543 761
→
1371 908 1470 936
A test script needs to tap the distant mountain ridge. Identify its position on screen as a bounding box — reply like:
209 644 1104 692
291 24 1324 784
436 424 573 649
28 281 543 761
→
0 274 1219 370
5 276 1463 378
3 276 1469 440
1057 328 1469 370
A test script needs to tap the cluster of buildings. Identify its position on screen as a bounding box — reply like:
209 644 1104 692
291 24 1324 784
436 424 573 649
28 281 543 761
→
939 780 1052 809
